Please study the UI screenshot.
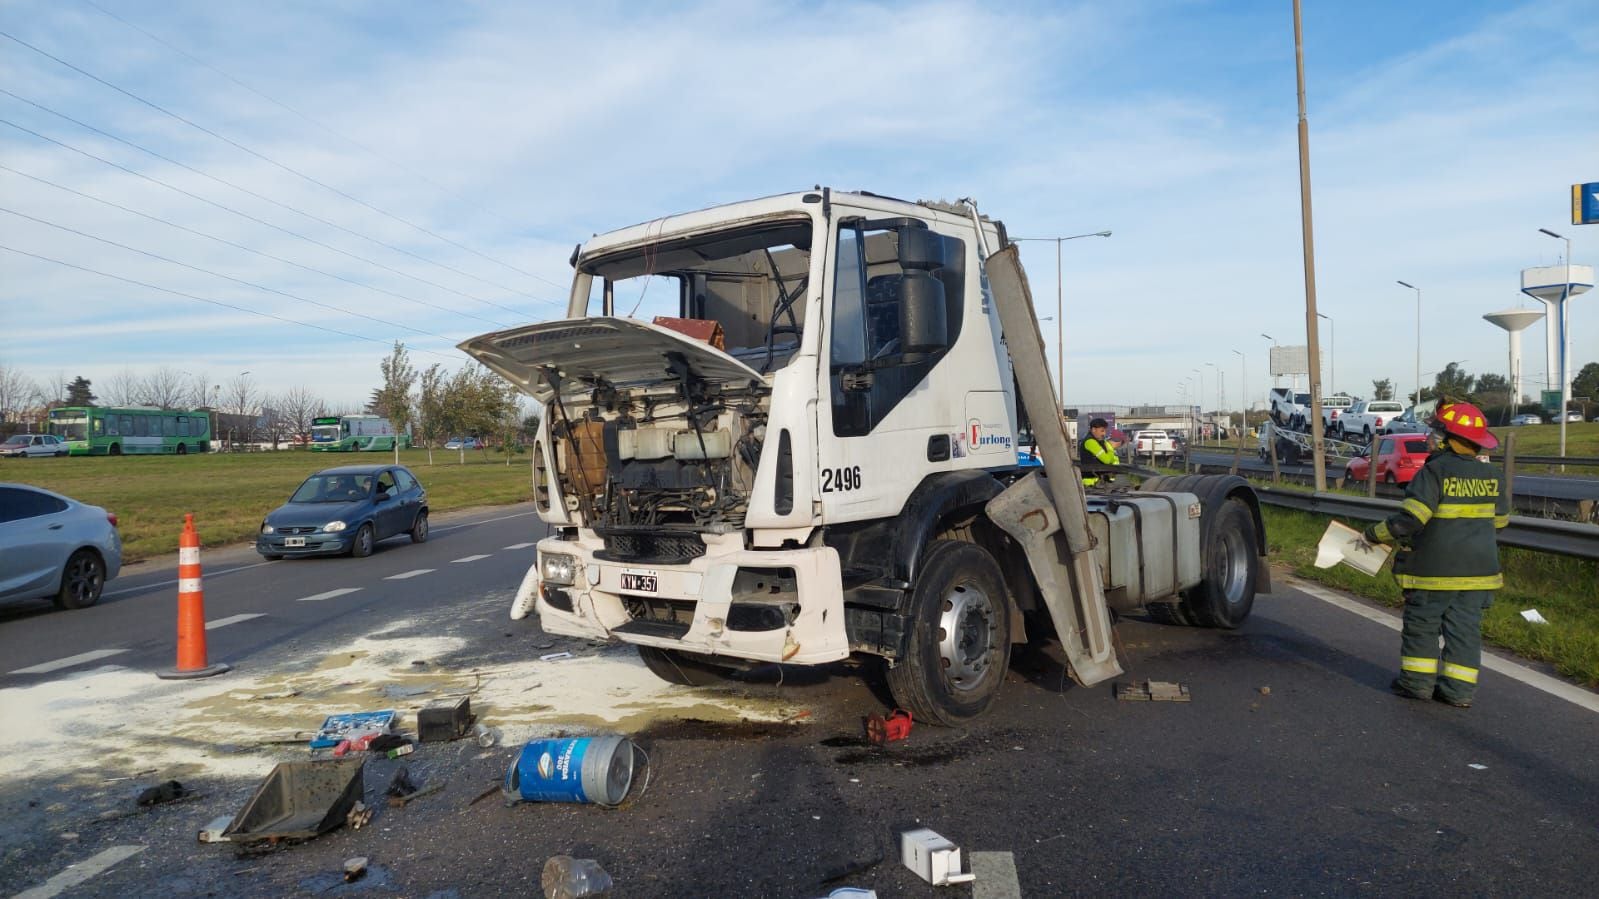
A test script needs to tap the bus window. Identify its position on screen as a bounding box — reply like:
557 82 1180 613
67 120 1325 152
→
94 418 106 436
163 417 177 437
121 415 133 435
106 416 118 436
134 416 149 437
178 417 188 437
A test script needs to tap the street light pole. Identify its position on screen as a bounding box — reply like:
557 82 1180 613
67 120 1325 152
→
1539 228 1573 459
1292 0 1328 492
1232 349 1246 428
1012 230 1112 412
1397 281 1421 409
1260 333 1276 414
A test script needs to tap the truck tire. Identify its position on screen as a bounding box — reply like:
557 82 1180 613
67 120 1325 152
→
637 646 737 687
1178 497 1257 627
887 540 1012 726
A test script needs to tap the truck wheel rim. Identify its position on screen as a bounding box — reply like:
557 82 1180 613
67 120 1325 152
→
1218 526 1250 604
938 583 995 692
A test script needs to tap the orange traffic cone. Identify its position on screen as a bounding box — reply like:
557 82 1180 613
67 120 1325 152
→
158 514 230 679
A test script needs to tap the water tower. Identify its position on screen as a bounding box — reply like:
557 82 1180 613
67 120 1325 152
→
1520 263 1594 402
1482 308 1544 407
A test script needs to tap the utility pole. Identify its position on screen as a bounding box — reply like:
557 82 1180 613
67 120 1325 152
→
1292 0 1328 492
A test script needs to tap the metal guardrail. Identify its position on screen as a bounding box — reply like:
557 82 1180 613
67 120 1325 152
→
1494 454 1599 467
1255 487 1599 562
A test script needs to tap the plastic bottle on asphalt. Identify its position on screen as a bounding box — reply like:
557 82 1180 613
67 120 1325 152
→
541 855 612 898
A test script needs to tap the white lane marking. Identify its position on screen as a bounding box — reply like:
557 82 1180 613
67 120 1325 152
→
433 510 538 534
451 554 491 563
385 569 435 580
298 587 362 602
971 851 1022 899
1288 578 1599 715
101 559 277 599
504 542 537 550
205 613 264 630
10 648 128 675
13 844 144 898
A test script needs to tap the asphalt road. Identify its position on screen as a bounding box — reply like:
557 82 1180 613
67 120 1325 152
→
3 506 1597 897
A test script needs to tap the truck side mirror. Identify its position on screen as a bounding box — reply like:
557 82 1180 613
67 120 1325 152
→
898 271 947 353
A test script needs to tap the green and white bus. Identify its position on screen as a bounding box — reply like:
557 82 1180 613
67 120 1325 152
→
309 414 410 452
48 406 212 456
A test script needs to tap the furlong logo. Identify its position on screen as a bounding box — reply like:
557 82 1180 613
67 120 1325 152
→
967 419 1013 453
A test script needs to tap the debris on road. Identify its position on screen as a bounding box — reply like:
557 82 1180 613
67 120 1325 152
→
864 710 913 745
135 780 188 806
243 689 301 701
540 651 575 662
386 743 416 759
508 735 640 807
1258 686 1272 696
1116 680 1192 702
381 683 435 699
343 856 368 883
1469 763 1489 770
900 827 975 886
474 723 500 748
348 800 373 830
368 733 410 753
542 854 612 898
819 889 878 899
418 697 474 742
310 710 396 749
198 815 233 843
1521 609 1549 624
223 757 367 844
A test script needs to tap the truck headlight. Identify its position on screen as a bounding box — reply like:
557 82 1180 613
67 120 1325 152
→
540 552 577 586
261 523 275 535
324 521 347 533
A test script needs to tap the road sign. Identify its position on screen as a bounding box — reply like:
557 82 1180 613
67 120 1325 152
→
1576 182 1599 225
1541 389 1563 414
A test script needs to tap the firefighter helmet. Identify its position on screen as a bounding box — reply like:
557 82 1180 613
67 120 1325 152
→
1432 401 1497 450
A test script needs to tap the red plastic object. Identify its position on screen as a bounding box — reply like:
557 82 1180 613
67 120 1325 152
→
865 709 913 745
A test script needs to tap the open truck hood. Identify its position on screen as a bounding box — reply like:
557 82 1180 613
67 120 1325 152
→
458 316 766 404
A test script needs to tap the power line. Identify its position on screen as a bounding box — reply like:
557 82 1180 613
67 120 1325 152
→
0 87 563 312
0 244 459 359
0 28 567 301
78 0 571 294
0 163 512 330
0 205 460 344
0 117 528 317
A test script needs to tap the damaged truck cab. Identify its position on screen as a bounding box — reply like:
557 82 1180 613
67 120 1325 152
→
461 189 1269 725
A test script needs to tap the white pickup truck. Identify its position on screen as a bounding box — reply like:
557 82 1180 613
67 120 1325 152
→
1133 430 1176 458
1269 388 1311 429
1337 400 1407 440
1320 395 1356 433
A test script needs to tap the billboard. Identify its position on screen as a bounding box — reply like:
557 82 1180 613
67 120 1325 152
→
1269 344 1309 377
1574 182 1599 226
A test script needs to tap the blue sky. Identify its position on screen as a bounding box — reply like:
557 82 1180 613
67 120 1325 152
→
1 0 1595 411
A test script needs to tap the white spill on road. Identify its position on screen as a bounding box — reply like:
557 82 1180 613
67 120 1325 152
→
0 618 795 781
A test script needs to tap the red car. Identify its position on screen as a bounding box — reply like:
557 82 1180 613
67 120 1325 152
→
1346 434 1430 485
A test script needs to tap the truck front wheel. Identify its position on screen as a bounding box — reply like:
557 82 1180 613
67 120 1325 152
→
887 540 1012 726
637 646 738 687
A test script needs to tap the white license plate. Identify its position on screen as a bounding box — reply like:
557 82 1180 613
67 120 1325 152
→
285 537 306 547
619 570 658 593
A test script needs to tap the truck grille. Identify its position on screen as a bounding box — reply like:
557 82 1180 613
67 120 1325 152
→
595 529 706 564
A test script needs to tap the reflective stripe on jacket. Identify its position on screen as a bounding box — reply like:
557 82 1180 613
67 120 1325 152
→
1367 449 1508 589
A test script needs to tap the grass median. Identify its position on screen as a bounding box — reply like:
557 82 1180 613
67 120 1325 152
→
1262 504 1599 689
0 448 533 562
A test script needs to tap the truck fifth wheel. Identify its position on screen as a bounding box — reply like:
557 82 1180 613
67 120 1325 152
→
463 189 1270 725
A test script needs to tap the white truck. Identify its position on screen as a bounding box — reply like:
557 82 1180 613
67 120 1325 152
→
1269 387 1312 430
1133 429 1176 459
464 190 1269 725
1337 400 1407 440
1319 395 1356 433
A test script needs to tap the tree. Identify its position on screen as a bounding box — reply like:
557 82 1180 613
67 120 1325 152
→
226 373 259 418
374 342 417 464
1371 379 1394 401
275 386 324 446
143 367 188 409
103 368 145 407
443 364 509 463
415 364 449 465
1574 362 1599 404
65 375 96 406
1432 362 1475 402
1474 372 1510 404
182 371 217 409
495 386 524 465
0 364 40 424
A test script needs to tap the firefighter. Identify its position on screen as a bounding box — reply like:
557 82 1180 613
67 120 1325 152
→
1080 417 1119 486
1361 401 1509 708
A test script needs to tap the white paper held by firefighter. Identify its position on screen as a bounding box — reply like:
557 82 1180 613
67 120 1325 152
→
1313 520 1390 576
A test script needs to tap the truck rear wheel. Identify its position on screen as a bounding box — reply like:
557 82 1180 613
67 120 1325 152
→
887 540 1012 726
637 646 738 687
1174 497 1257 628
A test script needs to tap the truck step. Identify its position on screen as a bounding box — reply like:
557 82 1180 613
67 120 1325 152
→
613 619 692 640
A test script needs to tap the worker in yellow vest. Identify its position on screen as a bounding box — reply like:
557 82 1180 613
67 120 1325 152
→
1079 418 1119 486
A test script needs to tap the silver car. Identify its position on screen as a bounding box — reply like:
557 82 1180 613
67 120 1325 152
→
0 434 69 457
0 483 122 609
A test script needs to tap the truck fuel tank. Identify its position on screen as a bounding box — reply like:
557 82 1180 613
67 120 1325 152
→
1085 494 1203 611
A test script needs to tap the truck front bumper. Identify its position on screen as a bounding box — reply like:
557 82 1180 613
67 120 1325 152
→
513 533 849 666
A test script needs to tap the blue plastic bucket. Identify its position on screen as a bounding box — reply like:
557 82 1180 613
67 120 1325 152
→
507 736 636 807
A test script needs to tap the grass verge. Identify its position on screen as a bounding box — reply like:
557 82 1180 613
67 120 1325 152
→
0 448 532 562
1261 504 1599 688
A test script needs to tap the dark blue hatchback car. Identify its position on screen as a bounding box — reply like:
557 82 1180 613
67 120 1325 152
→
257 464 428 559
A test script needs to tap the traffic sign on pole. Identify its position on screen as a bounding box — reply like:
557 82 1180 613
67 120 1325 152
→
1575 182 1599 225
